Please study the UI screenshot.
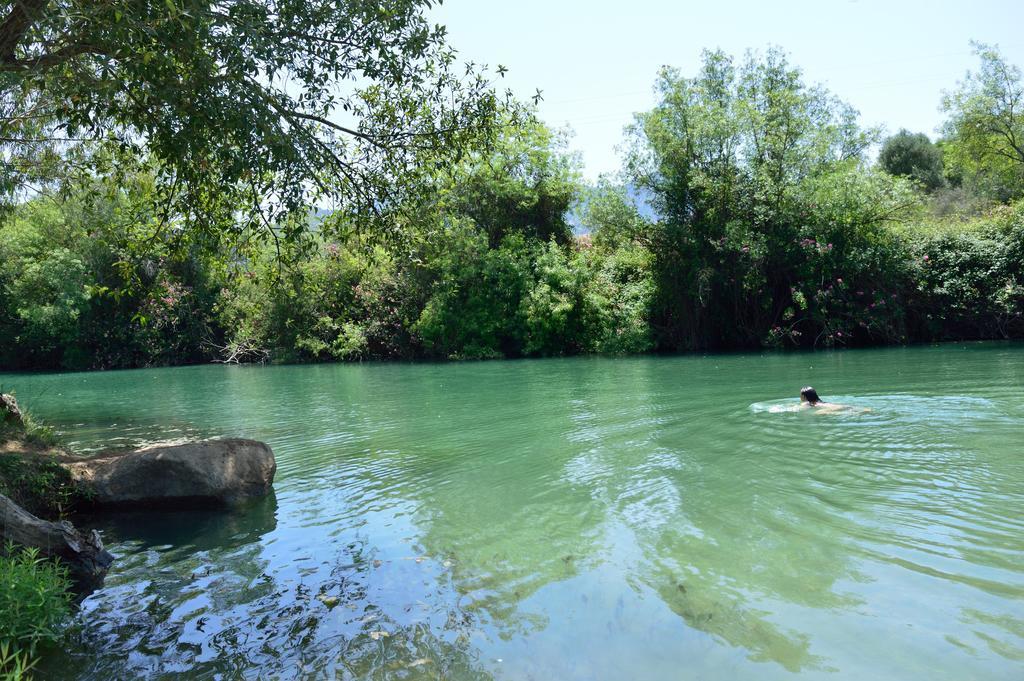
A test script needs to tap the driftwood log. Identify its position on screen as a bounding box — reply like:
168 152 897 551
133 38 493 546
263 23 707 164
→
1 493 114 591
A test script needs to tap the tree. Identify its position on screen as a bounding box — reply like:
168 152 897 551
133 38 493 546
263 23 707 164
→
878 130 944 191
0 1 514 242
579 179 650 251
437 120 580 248
625 48 915 350
941 42 1024 202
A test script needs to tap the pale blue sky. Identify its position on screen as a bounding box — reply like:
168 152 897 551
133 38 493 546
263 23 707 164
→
431 0 1024 179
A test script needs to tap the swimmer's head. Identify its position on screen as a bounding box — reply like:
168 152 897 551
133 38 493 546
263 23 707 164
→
800 386 820 404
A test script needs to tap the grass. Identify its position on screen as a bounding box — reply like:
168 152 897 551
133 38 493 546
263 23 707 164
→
895 199 1023 237
0 545 72 681
0 398 77 679
0 394 84 520
0 452 80 520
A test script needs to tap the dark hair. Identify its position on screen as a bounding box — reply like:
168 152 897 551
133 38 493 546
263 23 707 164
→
800 386 820 404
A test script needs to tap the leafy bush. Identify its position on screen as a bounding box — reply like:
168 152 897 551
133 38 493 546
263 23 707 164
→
1 91 1021 368
900 202 1024 339
589 244 655 354
413 227 534 359
0 454 79 520
0 546 72 679
0 178 225 370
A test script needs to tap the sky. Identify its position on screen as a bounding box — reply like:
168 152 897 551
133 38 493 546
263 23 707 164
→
430 0 1024 180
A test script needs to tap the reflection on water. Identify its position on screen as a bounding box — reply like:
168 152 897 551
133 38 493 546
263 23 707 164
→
5 343 1024 680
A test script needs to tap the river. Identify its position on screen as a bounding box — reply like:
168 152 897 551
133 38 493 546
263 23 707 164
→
4 342 1023 679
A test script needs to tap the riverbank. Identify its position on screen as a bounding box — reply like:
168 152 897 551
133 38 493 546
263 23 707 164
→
2 185 1022 371
1 395 277 680
0 403 79 680
0 406 82 520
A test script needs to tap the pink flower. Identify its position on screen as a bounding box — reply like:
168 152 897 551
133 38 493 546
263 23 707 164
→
836 278 843 284
836 331 843 337
923 255 930 262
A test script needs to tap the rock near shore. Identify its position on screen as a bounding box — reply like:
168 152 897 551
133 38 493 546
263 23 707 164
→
65 438 277 508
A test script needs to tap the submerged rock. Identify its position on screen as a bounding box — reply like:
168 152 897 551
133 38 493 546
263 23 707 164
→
65 438 276 508
0 493 114 592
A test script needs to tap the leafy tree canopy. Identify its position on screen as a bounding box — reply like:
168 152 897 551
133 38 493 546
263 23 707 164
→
878 130 945 192
0 0 517 244
624 47 918 350
434 119 581 248
626 47 876 234
941 42 1024 201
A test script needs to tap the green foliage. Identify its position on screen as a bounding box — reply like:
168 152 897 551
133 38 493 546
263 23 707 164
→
0 0 516 245
0 545 72 678
1 48 1021 368
413 227 534 359
520 240 604 355
581 180 651 251
625 47 918 350
899 201 1024 339
217 237 412 363
0 453 80 520
0 641 35 681
587 244 655 354
941 43 1024 202
0 175 226 369
212 121 592 362
879 130 945 191
0 203 90 366
437 121 581 248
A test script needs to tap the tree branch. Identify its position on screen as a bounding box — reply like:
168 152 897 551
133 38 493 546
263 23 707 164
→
0 41 104 73
0 0 48 61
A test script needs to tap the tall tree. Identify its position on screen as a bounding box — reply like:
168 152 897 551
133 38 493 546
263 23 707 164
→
0 1 514 242
941 42 1024 201
878 130 945 191
626 48 914 350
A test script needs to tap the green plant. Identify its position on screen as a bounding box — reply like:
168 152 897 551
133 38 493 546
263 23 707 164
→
0 454 79 520
0 545 72 678
879 130 945 191
941 43 1024 202
624 47 920 350
0 641 35 681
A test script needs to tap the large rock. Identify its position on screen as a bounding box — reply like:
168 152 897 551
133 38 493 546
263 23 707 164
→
65 439 276 508
0 493 114 592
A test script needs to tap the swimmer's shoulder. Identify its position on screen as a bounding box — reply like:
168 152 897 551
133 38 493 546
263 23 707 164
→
815 402 871 414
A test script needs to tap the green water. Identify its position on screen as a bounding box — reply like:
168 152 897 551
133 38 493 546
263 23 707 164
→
4 343 1023 680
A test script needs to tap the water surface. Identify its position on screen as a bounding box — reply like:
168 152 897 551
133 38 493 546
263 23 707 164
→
4 343 1023 680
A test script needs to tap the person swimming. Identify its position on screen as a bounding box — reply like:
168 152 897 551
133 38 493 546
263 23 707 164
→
800 386 822 406
798 386 869 413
